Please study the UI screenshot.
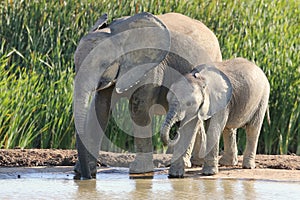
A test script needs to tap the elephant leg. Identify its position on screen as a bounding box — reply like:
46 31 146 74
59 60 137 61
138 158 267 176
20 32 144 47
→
202 135 220 175
129 123 154 173
202 112 227 175
242 124 263 169
219 128 238 166
243 102 267 169
242 125 261 169
180 128 197 168
128 86 158 174
169 117 199 178
190 120 206 166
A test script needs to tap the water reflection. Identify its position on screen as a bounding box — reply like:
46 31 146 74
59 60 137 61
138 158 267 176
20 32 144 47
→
242 180 256 199
74 180 98 199
222 180 234 198
202 179 220 197
71 169 260 200
129 179 153 199
72 172 259 200
0 168 299 199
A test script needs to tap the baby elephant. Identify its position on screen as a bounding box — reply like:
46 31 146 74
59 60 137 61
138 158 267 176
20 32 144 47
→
161 57 270 177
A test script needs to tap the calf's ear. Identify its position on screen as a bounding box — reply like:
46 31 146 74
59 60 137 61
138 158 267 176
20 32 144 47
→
194 64 232 120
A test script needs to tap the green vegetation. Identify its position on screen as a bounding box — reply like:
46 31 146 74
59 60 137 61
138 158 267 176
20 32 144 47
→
0 0 299 154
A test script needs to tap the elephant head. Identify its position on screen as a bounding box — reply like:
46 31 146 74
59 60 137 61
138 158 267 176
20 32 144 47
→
160 64 232 147
74 12 171 159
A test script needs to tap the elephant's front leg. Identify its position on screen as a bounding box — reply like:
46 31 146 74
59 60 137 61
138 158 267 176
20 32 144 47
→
169 118 199 178
202 113 227 175
190 120 206 166
202 130 220 175
129 88 155 174
129 123 155 173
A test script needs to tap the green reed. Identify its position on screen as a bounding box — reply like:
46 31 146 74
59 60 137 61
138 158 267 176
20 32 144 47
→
0 0 299 154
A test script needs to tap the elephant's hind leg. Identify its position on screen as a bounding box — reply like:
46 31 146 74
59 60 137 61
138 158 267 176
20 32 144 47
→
242 125 261 169
243 104 267 169
219 128 238 166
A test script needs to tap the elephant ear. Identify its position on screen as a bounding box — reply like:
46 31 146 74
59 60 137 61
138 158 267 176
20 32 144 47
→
113 12 171 93
194 64 232 120
74 12 170 155
74 13 110 73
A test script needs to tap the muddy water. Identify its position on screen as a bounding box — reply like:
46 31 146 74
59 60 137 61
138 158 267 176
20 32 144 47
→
0 167 299 200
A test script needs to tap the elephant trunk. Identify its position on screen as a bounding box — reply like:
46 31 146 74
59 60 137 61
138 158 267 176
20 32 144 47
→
160 103 181 147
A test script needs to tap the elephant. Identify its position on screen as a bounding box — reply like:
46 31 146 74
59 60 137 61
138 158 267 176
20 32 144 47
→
160 57 270 177
73 12 222 179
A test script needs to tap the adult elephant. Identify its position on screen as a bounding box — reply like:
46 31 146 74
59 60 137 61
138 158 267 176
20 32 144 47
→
73 12 222 179
161 58 270 177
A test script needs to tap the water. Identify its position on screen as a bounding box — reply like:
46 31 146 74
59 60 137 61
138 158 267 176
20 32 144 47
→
0 167 299 200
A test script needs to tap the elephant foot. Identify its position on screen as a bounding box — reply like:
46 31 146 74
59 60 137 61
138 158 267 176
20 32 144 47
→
242 158 256 169
129 153 154 174
201 159 218 175
219 154 238 166
73 161 97 180
168 158 185 178
201 164 218 175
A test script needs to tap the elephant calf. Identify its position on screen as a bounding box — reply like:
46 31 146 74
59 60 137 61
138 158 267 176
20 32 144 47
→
161 57 270 177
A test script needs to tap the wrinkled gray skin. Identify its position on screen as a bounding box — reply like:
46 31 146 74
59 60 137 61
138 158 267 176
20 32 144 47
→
73 12 222 179
161 58 270 177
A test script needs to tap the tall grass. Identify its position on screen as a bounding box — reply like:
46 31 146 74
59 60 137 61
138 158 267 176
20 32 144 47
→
0 55 74 149
0 0 299 154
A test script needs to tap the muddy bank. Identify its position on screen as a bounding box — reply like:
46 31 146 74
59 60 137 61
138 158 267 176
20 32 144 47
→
0 149 299 170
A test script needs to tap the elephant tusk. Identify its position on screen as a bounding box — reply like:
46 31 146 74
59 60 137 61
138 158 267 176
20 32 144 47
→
94 80 116 91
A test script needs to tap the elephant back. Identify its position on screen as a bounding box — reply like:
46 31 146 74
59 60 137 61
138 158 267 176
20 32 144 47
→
158 13 222 63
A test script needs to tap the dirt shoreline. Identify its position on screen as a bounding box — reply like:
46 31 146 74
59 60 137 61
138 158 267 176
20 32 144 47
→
0 149 299 181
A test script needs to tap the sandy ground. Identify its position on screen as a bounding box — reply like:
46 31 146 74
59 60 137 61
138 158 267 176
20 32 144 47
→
0 149 299 181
